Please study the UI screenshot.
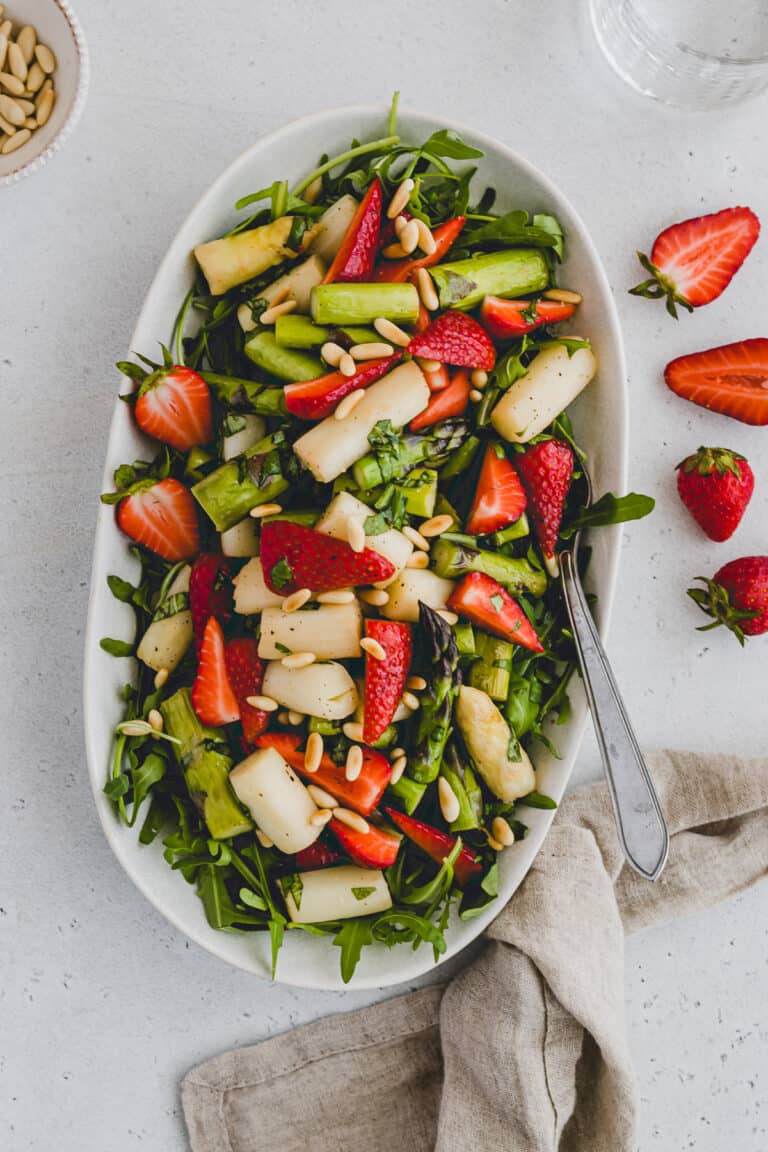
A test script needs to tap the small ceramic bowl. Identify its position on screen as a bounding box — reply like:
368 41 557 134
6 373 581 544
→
0 0 88 187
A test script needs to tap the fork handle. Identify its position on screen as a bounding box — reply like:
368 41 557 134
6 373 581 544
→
560 549 669 881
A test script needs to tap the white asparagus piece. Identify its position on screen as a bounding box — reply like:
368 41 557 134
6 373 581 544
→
455 685 536 802
233 557 285 614
491 344 596 444
381 568 455 624
258 601 363 660
282 865 392 923
237 255 327 332
220 517 259 558
222 414 266 460
136 566 193 672
307 195 358 264
262 660 358 720
229 747 320 855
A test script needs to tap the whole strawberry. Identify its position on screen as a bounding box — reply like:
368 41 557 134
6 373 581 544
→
676 446 754 541
515 438 574 575
688 556 768 644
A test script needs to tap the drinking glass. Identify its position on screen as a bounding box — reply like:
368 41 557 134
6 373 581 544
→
589 0 768 109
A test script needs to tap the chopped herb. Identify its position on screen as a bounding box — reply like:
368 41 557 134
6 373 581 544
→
270 557 293 590
282 873 303 910
352 886 377 901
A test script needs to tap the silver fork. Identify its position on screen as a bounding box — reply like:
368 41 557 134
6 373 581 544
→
558 468 669 881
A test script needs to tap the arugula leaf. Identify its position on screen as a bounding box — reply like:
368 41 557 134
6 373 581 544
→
532 213 564 259
333 918 375 983
421 129 484 160
518 790 558 810
470 210 563 249
100 637 134 658
352 886 377 901
363 512 390 536
281 873 303 911
372 910 447 957
107 574 136 603
561 492 655 536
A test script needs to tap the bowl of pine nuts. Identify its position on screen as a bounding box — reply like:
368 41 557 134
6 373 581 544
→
0 0 88 185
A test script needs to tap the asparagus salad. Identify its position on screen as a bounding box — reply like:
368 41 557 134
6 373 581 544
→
101 97 649 981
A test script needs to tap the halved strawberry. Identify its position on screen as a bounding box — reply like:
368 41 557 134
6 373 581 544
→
284 353 401 420
255 732 391 816
515 438 574 567
385 807 482 888
329 817 401 869
409 369 471 431
259 520 395 594
323 177 383 283
295 840 344 869
116 478 200 561
374 216 466 283
191 617 239 726
407 310 496 371
362 620 413 744
189 554 233 652
224 638 270 745
447 572 543 653
480 296 576 339
630 207 760 317
665 339 768 426
134 365 213 451
466 442 527 535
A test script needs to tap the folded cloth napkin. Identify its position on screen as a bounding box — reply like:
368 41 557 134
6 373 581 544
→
182 750 768 1152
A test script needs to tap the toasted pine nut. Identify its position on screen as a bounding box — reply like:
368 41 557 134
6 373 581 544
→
382 243 407 259
0 124 28 152
342 721 364 742
469 389 483 403
0 34 7 73
358 588 389 607
471 369 489 389
256 830 274 848
399 218 419 254
416 267 439 311
7 42 26 82
25 60 43 92
35 85 53 126
0 70 24 95
304 731 324 773
321 340 345 367
360 637 386 661
487 835 505 852
17 26 36 65
390 747 405 760
393 214 408 237
23 116 36 129
0 111 15 134
310 808 334 828
406 550 429 569
316 589 355 604
402 524 429 551
420 514 453 537
373 317 410 347
417 357 442 373
415 218 437 256
401 691 420 711
436 609 459 626
15 97 33 114
390 756 407 784
491 816 516 847
34 43 55 74
147 708 164 733
339 352 356 377
349 341 394 360
249 502 282 518
0 21 10 39
544 287 582 305
345 516 366 552
0 93 24 125
260 298 297 325
277 710 291 724
287 710 305 725
119 721 152 738
282 588 312 613
281 651 317 670
302 174 323 204
406 675 427 691
334 389 366 421
153 667 169 690
246 694 279 711
266 282 293 307
345 744 363 781
387 177 414 219
438 777 460 823
307 782 337 808
334 807 370 834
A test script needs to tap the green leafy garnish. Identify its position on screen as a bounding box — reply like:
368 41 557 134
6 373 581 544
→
269 557 294 590
352 886 377 901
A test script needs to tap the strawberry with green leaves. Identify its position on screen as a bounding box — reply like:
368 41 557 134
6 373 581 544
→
676 447 754 542
688 557 768 644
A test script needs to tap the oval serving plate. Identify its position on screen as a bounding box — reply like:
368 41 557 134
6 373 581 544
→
84 104 627 990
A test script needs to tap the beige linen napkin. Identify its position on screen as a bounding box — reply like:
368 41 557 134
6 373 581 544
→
182 750 768 1152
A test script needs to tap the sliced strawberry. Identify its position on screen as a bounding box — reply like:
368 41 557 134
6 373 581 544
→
385 807 482 887
329 818 401 869
630 207 760 317
410 369 471 431
374 216 466 283
191 617 239 726
284 353 401 420
407 310 496 371
134 365 213 451
255 733 391 816
515 438 574 563
116 478 200 561
224 638 270 745
324 177 383 283
362 620 412 744
466 442 527 535
665 339 768 426
447 572 543 653
480 296 576 339
259 520 395 594
295 840 344 869
189 554 233 652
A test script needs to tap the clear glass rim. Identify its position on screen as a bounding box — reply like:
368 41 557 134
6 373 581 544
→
591 0 768 69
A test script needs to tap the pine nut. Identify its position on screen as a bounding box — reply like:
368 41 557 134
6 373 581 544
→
119 721 152 738
281 651 317 669
420 514 453 537
400 218 419 254
277 710 290 724
390 756 407 784
0 124 27 152
416 357 442 373
282 588 312 613
307 782 337 808
246 694 279 711
469 389 483 403
17 25 36 65
304 731 324 773
390 747 405 760
309 808 334 828
471 370 488 390
0 111 16 134
287 710 305 725
543 287 582 305
0 21 10 39
266 281 292 307
248 502 282 518
0 34 7 73
153 667 169 690
35 85 53 126
342 721 364 742
23 116 36 129
415 218 437 256
360 637 387 661
358 588 389 607
438 777 460 823
373 317 410 347
36 77 52 99
401 691 420 711
382 243 407 259
0 71 24 95
302 174 323 205
339 352 356 377
15 96 33 114
393 214 408 237
260 298 297 325
316 589 355 604
334 807 369 834
0 93 24 125
25 60 43 92
416 267 439 311
406 550 429 569
492 816 516 847
487 835 505 852
387 177 415 220
406 675 427 691
345 515 366 552
321 341 345 367
256 829 274 848
147 708 164 733
34 43 55 74
7 41 26 82
349 341 394 360
334 389 366 421
402 524 429 551
436 609 458 626
345 744 363 781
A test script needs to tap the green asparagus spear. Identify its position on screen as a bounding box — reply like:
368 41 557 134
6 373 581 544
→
429 249 549 311
469 631 514 700
201 372 287 417
352 418 470 489
409 603 461 785
386 774 427 814
274 314 377 349
489 515 530 546
441 741 483 831
192 432 292 531
453 620 476 657
244 330 322 382
311 282 419 326
431 537 547 597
